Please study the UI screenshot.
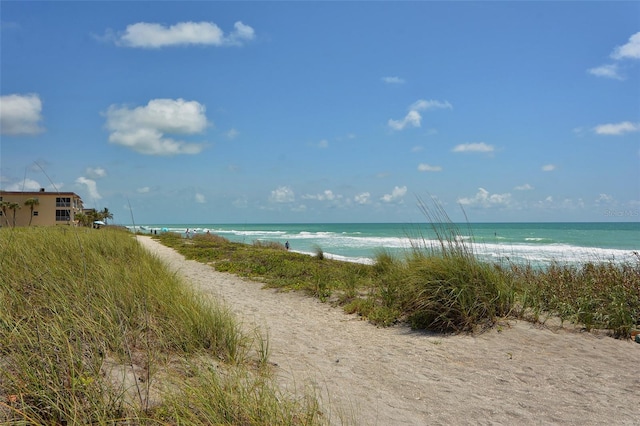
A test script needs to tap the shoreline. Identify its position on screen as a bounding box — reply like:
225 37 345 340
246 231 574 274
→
128 223 640 268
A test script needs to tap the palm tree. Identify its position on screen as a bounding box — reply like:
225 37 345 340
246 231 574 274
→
85 209 98 228
8 202 21 227
0 201 10 227
24 197 40 226
74 212 87 227
100 207 113 225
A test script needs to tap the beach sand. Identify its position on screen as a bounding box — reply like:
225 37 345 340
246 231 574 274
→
137 236 639 425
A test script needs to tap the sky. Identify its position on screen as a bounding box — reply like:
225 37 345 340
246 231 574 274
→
1 1 639 224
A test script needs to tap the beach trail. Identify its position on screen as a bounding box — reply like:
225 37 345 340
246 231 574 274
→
137 236 639 425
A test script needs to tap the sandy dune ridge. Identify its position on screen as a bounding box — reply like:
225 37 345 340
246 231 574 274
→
137 236 639 425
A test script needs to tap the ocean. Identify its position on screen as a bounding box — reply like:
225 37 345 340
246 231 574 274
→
131 222 640 267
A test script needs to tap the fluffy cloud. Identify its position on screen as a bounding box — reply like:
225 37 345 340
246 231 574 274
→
595 193 614 204
458 188 511 208
514 183 534 191
105 98 209 156
303 190 337 201
0 93 44 135
589 32 640 80
452 142 495 153
76 177 102 200
4 178 43 191
381 186 407 203
115 21 255 48
541 164 556 172
85 167 107 179
137 186 150 193
195 193 206 203
388 99 452 131
354 192 371 205
611 32 640 60
269 186 295 203
588 64 622 80
417 163 442 172
593 121 640 135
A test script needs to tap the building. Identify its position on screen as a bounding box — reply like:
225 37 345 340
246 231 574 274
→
0 189 84 227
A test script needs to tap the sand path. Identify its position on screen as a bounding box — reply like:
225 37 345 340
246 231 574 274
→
137 236 639 425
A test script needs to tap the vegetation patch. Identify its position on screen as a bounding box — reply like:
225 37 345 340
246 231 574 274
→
155 215 639 338
0 227 320 424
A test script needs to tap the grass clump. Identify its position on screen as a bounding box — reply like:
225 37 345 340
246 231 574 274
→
0 226 320 424
513 256 640 337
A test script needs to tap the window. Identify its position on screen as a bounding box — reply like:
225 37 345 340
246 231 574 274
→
56 209 71 221
33 211 39 216
56 197 71 207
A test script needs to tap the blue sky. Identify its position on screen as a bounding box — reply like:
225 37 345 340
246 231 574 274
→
1 1 639 224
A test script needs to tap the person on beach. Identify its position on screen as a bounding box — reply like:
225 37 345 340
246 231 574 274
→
186 228 190 238
285 241 290 250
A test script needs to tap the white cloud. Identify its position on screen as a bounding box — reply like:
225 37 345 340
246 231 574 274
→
388 110 422 131
514 183 534 191
452 142 495 153
381 186 407 203
85 167 107 179
354 192 371 205
588 64 623 80
303 190 337 201
417 163 442 172
76 177 102 200
137 186 150 193
457 188 511 208
269 186 295 203
611 32 640 60
388 99 452 131
5 178 43 191
542 164 556 172
589 32 640 80
595 193 614 204
593 121 640 135
410 99 453 111
195 193 206 203
0 93 44 135
317 139 329 149
105 98 209 156
411 146 424 152
226 21 256 46
382 76 405 84
115 21 255 48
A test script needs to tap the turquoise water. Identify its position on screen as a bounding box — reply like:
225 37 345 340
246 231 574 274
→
132 222 640 266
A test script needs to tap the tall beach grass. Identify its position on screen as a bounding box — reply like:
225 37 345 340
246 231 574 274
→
0 226 320 424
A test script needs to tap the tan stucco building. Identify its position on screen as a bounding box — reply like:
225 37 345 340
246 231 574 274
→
0 189 84 227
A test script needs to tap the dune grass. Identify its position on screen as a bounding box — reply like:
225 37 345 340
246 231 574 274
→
155 215 639 338
0 226 321 424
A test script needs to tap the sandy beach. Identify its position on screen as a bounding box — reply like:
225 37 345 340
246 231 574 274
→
137 236 639 425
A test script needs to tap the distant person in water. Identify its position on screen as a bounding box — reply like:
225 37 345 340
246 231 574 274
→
285 241 290 250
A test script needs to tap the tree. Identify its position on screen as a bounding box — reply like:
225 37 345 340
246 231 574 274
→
24 198 40 226
100 207 113 225
74 212 87 227
85 209 98 228
0 201 10 227
8 202 21 227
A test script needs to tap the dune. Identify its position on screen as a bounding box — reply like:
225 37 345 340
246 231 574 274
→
137 236 639 425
